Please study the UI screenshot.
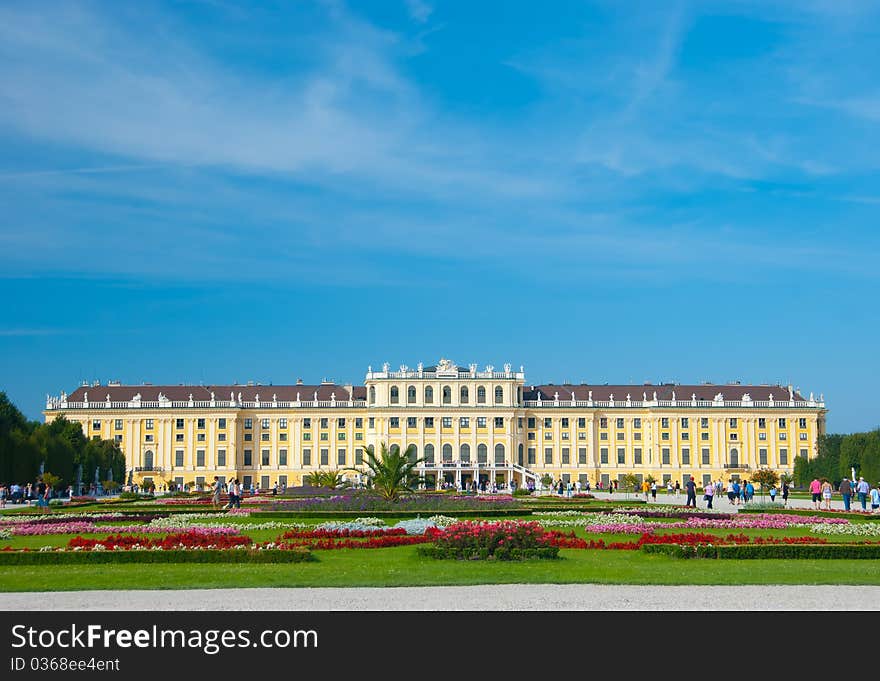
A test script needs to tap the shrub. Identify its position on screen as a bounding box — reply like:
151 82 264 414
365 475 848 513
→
512 489 533 497
418 545 558 560
423 520 559 560
641 543 880 559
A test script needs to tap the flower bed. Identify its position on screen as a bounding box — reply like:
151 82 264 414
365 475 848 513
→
265 492 519 513
66 531 253 551
8 522 241 536
416 521 560 561
809 523 880 536
548 531 831 551
272 525 436 550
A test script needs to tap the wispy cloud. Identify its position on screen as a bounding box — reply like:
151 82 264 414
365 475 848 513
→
404 0 432 24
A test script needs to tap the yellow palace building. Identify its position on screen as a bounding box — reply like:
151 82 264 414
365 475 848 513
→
43 358 826 492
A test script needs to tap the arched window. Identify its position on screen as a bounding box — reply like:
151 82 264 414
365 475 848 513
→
495 443 505 464
143 450 154 470
390 386 399 404
460 444 471 463
407 385 416 404
424 386 433 404
518 444 524 466
424 444 435 463
477 386 486 403
369 386 376 404
477 444 488 464
460 386 469 404
407 444 418 463
442 444 453 462
442 386 451 404
494 385 504 404
730 448 739 467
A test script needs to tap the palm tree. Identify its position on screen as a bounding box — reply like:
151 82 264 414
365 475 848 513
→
304 470 346 489
348 442 422 501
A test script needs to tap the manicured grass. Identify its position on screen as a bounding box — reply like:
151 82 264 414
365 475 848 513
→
1 546 879 591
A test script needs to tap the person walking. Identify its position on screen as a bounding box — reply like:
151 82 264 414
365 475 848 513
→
821 478 833 511
642 480 650 502
839 477 853 512
870 483 880 513
746 480 755 503
727 479 736 505
650 481 657 502
769 484 777 504
703 479 715 509
674 480 681 498
211 476 222 509
685 476 697 508
809 477 822 510
856 477 870 511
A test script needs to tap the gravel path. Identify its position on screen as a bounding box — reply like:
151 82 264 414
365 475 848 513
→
1 585 878 611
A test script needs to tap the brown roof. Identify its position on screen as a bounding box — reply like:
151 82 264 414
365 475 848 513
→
524 384 805 402
67 384 365 402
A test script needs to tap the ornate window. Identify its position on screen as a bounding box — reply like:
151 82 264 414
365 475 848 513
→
369 386 376 404
494 443 505 464
442 386 451 404
460 444 471 463
390 386 399 404
477 386 486 403
424 386 433 403
460 386 469 404
494 386 503 404
424 443 435 463
477 444 488 463
442 444 453 462
407 385 416 404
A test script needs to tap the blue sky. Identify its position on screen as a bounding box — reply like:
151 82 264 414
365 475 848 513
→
1 0 879 432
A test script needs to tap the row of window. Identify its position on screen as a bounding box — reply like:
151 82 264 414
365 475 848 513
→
159 448 368 468
93 415 813 433
382 385 506 405
596 417 809 429
592 446 803 466
388 416 505 429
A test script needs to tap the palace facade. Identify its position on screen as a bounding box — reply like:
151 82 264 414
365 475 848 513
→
43 359 827 491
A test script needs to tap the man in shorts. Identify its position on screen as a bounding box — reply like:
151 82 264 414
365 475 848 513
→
809 477 822 510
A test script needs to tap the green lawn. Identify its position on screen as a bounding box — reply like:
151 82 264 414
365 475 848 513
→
1 546 879 591
3 500 878 591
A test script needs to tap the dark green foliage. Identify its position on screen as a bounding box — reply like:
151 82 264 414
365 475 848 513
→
0 548 314 565
642 544 880 559
795 431 880 488
417 545 559 561
0 393 125 488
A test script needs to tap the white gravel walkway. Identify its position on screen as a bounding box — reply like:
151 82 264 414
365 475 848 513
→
1 585 878 611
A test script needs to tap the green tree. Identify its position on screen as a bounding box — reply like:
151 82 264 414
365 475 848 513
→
751 468 779 502
0 392 39 483
621 473 640 499
348 442 422 501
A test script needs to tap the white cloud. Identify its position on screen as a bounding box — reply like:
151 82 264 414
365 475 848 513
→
404 0 433 23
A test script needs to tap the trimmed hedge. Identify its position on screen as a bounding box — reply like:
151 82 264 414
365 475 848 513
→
0 548 313 565
417 545 559 561
641 544 880 560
